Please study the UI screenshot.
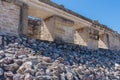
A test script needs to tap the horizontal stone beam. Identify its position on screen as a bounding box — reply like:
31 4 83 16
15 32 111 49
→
20 0 92 27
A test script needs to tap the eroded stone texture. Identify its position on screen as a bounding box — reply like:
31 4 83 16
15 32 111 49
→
0 35 120 80
99 33 109 49
27 15 120 49
109 33 120 50
0 1 20 35
54 16 74 43
28 15 75 43
1 0 120 50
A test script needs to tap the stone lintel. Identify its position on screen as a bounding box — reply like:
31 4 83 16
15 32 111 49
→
1 0 27 7
44 15 74 27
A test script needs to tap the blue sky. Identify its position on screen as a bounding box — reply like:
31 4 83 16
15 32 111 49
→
52 0 120 33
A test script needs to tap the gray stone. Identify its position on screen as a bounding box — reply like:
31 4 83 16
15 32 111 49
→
14 59 23 66
17 61 32 74
4 63 19 72
60 73 66 80
66 71 73 80
35 76 52 80
0 68 4 76
24 73 33 80
42 57 51 63
13 74 24 80
3 57 14 64
4 71 14 78
18 55 28 59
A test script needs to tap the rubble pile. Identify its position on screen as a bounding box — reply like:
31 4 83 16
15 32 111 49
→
0 35 120 80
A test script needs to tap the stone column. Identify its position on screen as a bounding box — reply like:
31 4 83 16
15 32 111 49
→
19 3 28 35
87 28 99 49
98 33 109 49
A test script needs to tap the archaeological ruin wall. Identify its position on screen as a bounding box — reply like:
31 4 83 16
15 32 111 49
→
0 0 28 35
0 1 20 35
0 0 120 50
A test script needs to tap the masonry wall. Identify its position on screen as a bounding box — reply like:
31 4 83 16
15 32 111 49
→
0 1 20 35
27 22 41 39
29 15 99 49
74 27 99 49
1 1 120 50
27 15 109 49
31 16 75 43
98 33 109 49
40 17 55 41
54 16 74 43
108 33 120 50
74 28 88 46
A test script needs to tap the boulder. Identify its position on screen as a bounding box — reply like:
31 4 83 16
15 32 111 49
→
24 73 33 80
4 71 14 78
4 63 19 72
3 57 14 64
13 74 24 80
0 68 4 76
43 57 51 63
17 61 32 74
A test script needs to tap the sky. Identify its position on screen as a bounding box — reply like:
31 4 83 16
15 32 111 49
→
52 0 120 33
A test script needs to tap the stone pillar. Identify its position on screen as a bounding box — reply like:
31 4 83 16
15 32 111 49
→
87 28 99 49
41 15 75 43
98 33 109 49
74 27 99 49
40 17 55 41
74 27 88 46
53 16 74 43
19 3 28 35
108 33 120 50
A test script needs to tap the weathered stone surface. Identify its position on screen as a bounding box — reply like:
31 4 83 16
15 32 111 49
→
13 74 24 80
0 68 4 76
0 51 6 59
4 63 19 72
0 35 120 79
0 1 20 35
24 73 33 80
17 61 32 74
1 0 120 51
42 56 51 63
0 0 120 80
3 57 14 64
4 71 14 78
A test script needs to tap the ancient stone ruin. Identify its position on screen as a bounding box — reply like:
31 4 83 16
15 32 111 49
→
0 0 120 80
0 0 120 50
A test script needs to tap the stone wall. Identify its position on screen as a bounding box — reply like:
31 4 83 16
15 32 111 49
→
109 33 120 50
74 28 88 46
40 15 75 43
98 33 109 49
1 1 120 50
54 16 74 43
0 1 20 35
27 15 120 50
28 15 75 43
74 27 99 49
40 17 55 41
